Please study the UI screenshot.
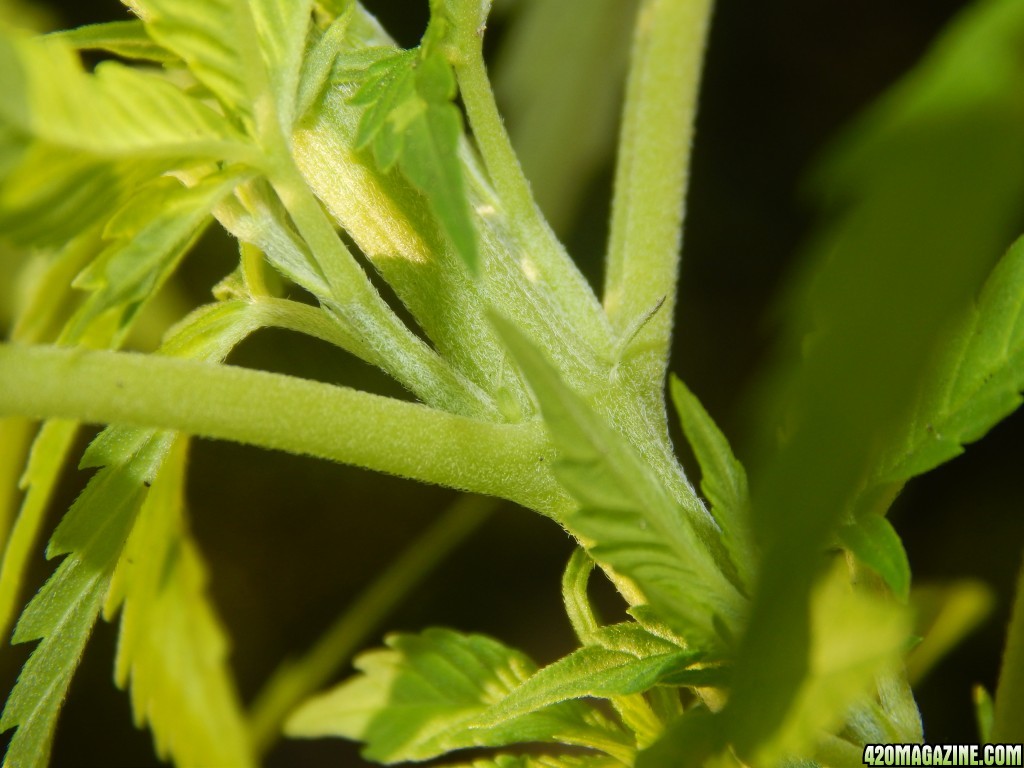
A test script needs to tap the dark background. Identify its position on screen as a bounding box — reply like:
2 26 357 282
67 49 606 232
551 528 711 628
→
3 0 1021 765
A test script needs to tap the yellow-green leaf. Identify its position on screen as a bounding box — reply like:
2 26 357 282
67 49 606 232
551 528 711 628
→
346 44 480 273
837 515 911 601
286 627 629 764
127 0 314 129
49 20 175 62
0 27 239 155
670 376 756 592
103 438 254 768
492 313 743 653
68 172 243 340
471 642 700 729
0 431 175 768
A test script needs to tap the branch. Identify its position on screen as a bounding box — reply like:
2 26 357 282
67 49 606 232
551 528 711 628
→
0 344 561 512
449 3 611 351
604 0 714 381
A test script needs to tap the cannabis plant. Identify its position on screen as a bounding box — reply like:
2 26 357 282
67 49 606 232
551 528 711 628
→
0 0 1022 766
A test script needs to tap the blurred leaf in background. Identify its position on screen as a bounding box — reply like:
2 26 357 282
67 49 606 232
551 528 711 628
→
730 0 1024 751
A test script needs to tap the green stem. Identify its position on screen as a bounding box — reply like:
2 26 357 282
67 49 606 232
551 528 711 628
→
560 548 667 748
492 0 637 235
248 494 498 755
604 0 714 373
241 242 272 298
0 343 561 512
270 166 496 418
993 549 1024 740
252 297 374 362
450 13 612 352
267 164 368 307
453 39 546 251
562 547 601 642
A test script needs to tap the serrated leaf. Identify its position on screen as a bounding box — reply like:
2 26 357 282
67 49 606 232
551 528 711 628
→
294 10 356 120
249 0 314 128
837 515 911 601
67 171 243 340
346 44 480 273
669 376 756 592
0 420 78 640
332 46 401 88
0 233 117 640
49 20 175 62
349 49 416 107
402 95 479 274
472 643 701 729
589 623 686 658
102 438 253 768
125 0 258 115
0 146 152 249
0 215 245 642
128 0 313 129
0 26 245 251
0 28 239 155
562 564 723 690
1 301 267 767
0 430 175 768
592 621 726 690
351 51 418 165
491 313 743 653
285 627 631 764
754 0 1024 519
